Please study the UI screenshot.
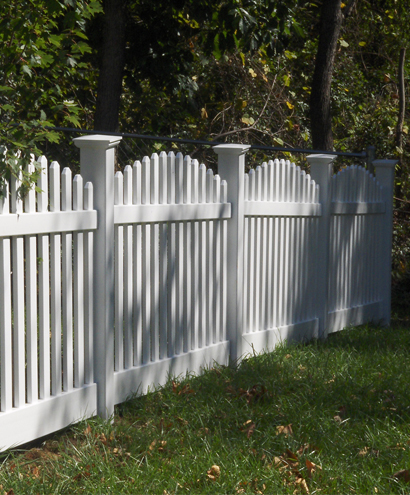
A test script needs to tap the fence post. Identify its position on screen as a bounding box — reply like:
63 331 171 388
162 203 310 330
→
366 145 376 175
373 159 396 326
73 135 122 419
213 144 250 363
307 154 337 339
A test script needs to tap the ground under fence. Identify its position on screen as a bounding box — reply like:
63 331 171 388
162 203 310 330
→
0 136 396 450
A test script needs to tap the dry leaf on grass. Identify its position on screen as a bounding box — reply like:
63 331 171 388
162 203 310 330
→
306 459 322 477
83 425 92 436
393 469 410 483
241 420 256 438
207 464 221 481
172 381 195 396
276 424 293 437
294 476 310 494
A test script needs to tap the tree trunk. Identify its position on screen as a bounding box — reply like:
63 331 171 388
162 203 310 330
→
94 0 127 132
309 0 343 150
395 47 406 199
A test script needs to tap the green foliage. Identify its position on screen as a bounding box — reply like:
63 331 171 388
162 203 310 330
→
0 0 102 193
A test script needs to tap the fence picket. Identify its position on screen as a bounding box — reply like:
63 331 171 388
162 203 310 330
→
133 160 142 366
183 156 192 352
175 153 184 354
0 180 12 412
123 165 133 368
191 159 199 350
248 169 255 331
213 174 221 344
198 164 206 348
73 175 85 388
206 169 214 346
150 154 160 362
167 153 176 356
10 173 26 407
37 158 51 399
61 168 73 392
114 171 124 371
25 159 38 403
159 152 168 359
141 156 151 364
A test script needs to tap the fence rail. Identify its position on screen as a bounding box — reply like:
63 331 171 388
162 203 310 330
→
0 135 396 450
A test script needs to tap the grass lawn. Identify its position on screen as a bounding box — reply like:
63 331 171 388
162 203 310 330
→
1 315 410 494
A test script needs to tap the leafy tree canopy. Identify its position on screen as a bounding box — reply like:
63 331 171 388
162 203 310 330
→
0 0 101 194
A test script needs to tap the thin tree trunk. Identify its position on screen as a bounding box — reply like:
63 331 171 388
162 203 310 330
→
309 0 343 150
94 0 127 132
395 47 406 199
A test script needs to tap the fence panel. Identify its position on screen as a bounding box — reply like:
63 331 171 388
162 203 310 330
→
112 152 230 405
328 165 385 332
0 157 97 451
241 159 321 354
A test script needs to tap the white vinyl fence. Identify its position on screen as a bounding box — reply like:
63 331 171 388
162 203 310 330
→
0 135 396 450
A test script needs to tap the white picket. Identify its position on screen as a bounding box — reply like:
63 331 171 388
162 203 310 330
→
0 180 12 411
10 173 26 406
183 156 192 352
123 165 133 368
73 175 85 388
221 179 228 342
167 153 177 356
25 159 38 403
133 160 142 366
206 168 214 346
198 163 207 348
150 154 160 362
61 168 73 392
191 159 199 350
114 171 124 371
159 152 168 359
141 156 151 364
175 153 184 354
213 174 221 344
37 158 51 399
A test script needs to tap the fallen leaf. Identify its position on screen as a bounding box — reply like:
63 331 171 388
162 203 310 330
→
276 424 293 437
207 464 221 480
359 447 369 456
31 466 40 479
285 449 298 462
333 415 343 423
393 469 410 482
99 433 107 445
306 459 322 477
294 477 310 493
83 425 92 436
242 420 256 438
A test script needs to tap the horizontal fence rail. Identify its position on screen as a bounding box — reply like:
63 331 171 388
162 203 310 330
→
0 135 396 450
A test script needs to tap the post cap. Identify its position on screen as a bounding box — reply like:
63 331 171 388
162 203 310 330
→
213 143 250 156
306 154 338 165
74 134 122 150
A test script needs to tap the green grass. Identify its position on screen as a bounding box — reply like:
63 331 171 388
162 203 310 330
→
2 320 410 494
